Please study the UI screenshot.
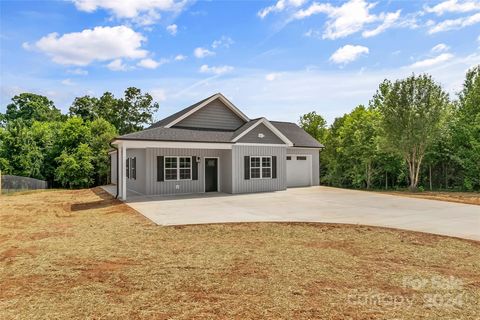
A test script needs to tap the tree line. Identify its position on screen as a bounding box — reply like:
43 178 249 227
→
300 66 480 191
0 88 159 188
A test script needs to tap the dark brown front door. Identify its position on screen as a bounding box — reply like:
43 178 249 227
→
205 158 218 192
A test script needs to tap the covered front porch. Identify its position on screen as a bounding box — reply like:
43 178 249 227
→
111 139 233 200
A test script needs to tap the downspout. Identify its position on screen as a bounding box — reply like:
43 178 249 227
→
109 143 119 199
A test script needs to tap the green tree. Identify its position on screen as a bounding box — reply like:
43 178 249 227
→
1 93 62 124
55 143 94 188
453 65 480 190
0 120 45 179
88 118 117 185
69 96 99 121
337 106 380 189
69 88 159 135
299 111 328 142
371 74 449 191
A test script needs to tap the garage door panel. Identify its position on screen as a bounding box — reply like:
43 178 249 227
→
286 155 311 187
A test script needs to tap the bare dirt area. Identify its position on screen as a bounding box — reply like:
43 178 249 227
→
382 191 480 206
1 188 479 319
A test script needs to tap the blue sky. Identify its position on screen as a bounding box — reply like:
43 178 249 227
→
1 0 479 124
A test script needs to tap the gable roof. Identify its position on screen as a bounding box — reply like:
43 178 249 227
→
113 126 234 143
114 94 323 148
232 118 293 146
149 94 217 129
150 93 250 129
270 121 324 148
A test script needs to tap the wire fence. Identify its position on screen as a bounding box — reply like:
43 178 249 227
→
0 174 48 194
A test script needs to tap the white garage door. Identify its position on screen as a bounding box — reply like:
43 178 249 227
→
286 155 312 187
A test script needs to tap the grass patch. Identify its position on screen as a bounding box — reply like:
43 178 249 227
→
382 191 480 206
1 188 479 319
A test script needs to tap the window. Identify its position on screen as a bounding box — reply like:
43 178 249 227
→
250 156 271 179
131 157 136 180
297 156 307 160
286 156 291 160
165 156 191 181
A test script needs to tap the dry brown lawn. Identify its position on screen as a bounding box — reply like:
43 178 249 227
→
382 191 480 206
1 188 479 319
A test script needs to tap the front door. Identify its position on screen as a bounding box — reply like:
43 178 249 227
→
204 158 218 192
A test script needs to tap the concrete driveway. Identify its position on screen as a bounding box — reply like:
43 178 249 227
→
103 186 480 241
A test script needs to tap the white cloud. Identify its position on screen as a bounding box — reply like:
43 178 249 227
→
137 58 168 69
303 29 322 38
258 0 307 19
150 88 167 102
424 0 480 15
362 10 401 38
409 53 454 68
174 54 187 61
67 68 88 75
199 64 234 75
293 0 403 39
212 36 234 49
330 45 369 64
266 73 281 81
61 79 75 86
32 26 147 66
431 43 450 53
107 58 128 71
166 24 178 35
428 12 480 33
194 47 215 58
72 0 187 25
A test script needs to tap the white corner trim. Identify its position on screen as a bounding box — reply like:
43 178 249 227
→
164 93 250 128
232 118 293 146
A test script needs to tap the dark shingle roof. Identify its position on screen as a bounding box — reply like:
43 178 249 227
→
116 126 234 143
115 119 323 148
149 93 218 129
231 118 262 140
114 93 323 148
270 121 324 148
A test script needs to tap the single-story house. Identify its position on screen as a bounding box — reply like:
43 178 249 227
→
110 93 323 200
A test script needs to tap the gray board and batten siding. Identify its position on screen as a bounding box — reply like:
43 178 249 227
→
173 100 246 130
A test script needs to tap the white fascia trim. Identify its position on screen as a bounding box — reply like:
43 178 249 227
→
287 147 322 150
164 93 250 128
108 150 117 155
235 143 287 147
231 118 293 146
112 140 232 150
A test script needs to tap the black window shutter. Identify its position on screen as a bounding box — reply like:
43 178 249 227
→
192 156 198 180
157 156 164 181
244 156 250 180
272 156 277 179
126 158 130 179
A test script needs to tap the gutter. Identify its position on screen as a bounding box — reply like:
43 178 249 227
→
109 143 119 199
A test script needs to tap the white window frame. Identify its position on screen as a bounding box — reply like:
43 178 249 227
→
164 156 192 181
250 156 272 180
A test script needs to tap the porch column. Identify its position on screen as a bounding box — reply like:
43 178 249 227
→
121 143 127 200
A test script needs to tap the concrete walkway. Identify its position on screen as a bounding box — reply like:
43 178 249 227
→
101 185 480 241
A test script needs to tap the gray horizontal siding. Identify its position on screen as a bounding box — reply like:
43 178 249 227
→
174 100 245 130
236 123 285 144
287 147 320 186
145 148 231 195
232 145 287 194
